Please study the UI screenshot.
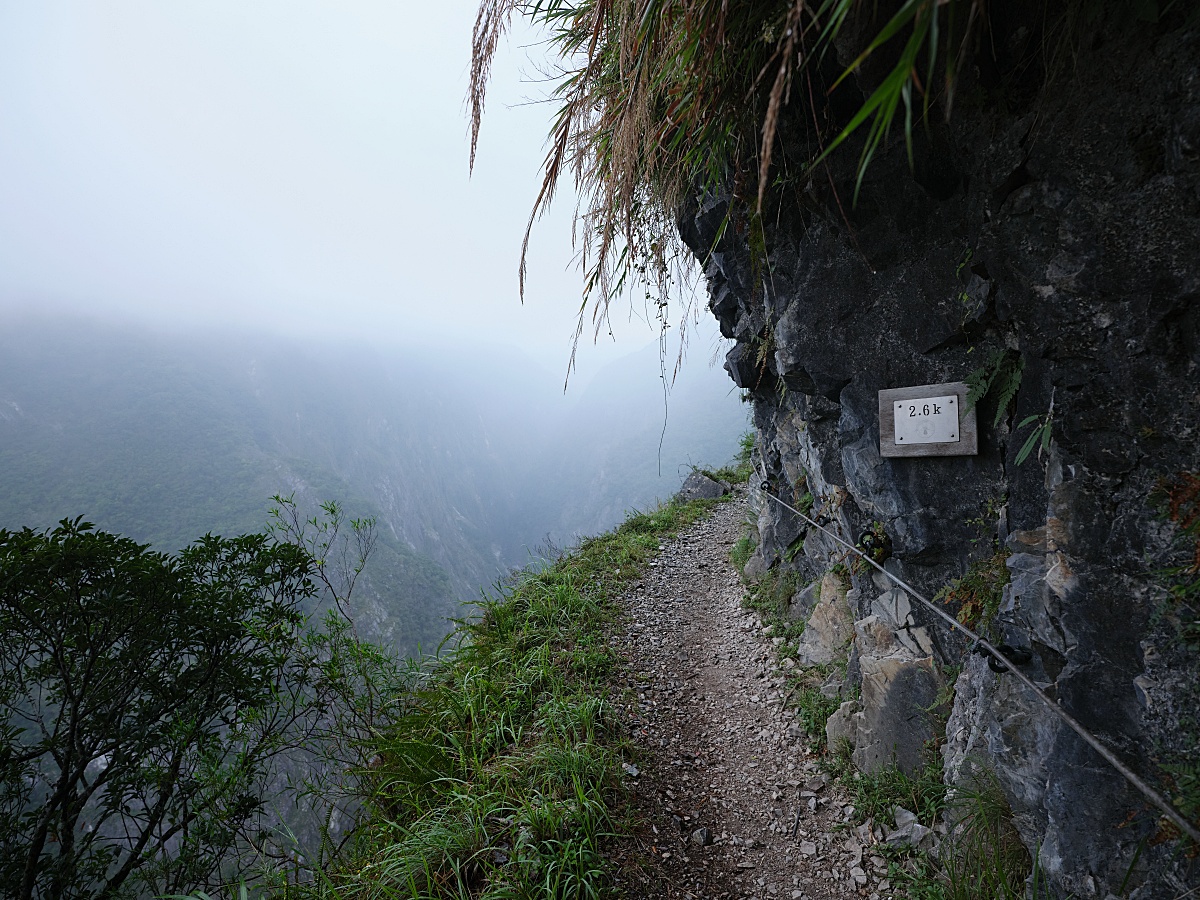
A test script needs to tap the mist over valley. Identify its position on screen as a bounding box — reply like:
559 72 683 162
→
0 315 747 655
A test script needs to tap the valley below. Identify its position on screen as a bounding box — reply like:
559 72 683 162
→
0 315 748 656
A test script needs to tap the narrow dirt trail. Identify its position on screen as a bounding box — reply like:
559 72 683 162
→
609 491 893 900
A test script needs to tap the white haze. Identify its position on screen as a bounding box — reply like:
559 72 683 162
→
0 1 728 383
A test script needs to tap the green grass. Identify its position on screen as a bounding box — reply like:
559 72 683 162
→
859 767 1050 900
791 670 844 741
739 565 851 748
742 568 801 624
729 531 756 574
273 494 726 899
701 431 756 486
833 753 947 827
821 721 1043 899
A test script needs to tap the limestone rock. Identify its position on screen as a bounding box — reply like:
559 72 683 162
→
683 14 1200 895
677 472 730 502
885 821 934 850
742 550 769 583
852 656 940 776
794 573 853 666
787 580 820 623
825 699 859 754
871 588 913 629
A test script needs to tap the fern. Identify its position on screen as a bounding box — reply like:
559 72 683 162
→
991 355 1025 428
964 349 1007 410
965 349 1024 427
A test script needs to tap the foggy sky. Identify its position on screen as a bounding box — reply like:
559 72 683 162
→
0 2 724 381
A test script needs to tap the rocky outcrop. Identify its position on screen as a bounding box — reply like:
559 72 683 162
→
677 471 732 501
684 10 1200 899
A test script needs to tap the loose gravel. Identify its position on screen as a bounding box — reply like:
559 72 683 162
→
608 490 895 900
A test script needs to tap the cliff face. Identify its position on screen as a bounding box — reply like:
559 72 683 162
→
682 12 1199 898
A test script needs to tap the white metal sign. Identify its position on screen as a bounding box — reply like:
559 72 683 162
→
878 382 977 458
893 395 960 445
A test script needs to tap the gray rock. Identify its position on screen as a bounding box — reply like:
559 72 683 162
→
793 573 853 666
885 821 933 850
787 581 821 623
852 656 940 775
681 20 1200 895
677 471 730 501
871 588 913 629
825 699 859 753
818 670 844 699
742 550 769 583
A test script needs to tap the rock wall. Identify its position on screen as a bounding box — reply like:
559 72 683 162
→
681 10 1200 898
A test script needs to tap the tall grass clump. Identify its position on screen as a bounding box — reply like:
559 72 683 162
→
470 0 1002 350
282 494 724 900
701 431 757 486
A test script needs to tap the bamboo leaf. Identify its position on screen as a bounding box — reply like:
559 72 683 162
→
1015 421 1044 466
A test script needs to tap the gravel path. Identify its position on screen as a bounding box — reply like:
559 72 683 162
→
609 491 894 900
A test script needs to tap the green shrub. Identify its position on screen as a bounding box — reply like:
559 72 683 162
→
935 549 1010 636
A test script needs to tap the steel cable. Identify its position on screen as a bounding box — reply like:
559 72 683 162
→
752 464 1200 844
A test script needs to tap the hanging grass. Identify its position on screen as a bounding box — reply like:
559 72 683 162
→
470 0 993 351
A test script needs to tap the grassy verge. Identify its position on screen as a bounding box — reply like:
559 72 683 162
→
740 567 843 743
288 495 727 900
700 432 756 486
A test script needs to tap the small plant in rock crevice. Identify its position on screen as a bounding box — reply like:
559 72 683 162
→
1014 390 1056 467
935 549 1010 636
1146 472 1200 847
965 348 1024 428
795 490 815 517
851 521 892 575
1152 471 1200 648
965 494 1007 545
782 530 808 564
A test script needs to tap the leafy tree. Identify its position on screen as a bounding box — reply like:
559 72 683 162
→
259 496 419 877
0 519 320 900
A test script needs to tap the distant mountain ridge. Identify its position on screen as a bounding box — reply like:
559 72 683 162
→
0 316 747 653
